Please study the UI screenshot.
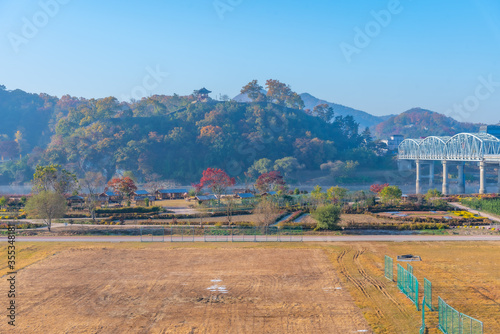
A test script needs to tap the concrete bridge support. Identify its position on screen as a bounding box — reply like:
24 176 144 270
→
479 161 486 194
457 162 465 194
429 162 434 186
416 159 421 195
498 163 500 193
442 160 449 195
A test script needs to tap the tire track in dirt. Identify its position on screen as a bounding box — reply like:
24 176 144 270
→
353 249 410 317
336 249 384 319
469 286 500 328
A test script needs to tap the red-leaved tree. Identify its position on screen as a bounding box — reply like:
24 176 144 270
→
370 183 389 194
255 171 286 193
194 168 235 205
107 176 138 200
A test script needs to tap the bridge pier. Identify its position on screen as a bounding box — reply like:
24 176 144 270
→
416 159 421 194
479 161 486 194
498 163 500 193
442 160 449 195
429 162 434 186
457 162 465 194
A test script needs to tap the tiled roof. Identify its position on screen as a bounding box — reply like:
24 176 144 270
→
158 189 188 194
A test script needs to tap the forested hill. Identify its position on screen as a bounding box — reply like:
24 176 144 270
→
0 85 388 184
372 108 481 139
45 98 371 182
0 86 55 156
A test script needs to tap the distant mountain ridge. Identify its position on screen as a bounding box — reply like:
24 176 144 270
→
299 93 394 129
371 107 482 139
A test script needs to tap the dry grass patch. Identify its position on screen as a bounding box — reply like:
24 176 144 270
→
0 245 370 333
326 242 500 334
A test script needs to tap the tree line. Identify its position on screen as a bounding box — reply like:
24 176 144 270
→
0 80 391 185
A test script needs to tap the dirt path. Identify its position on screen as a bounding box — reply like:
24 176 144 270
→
336 249 385 319
352 248 410 318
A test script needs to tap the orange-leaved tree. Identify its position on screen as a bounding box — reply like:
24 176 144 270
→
107 176 137 201
193 168 235 206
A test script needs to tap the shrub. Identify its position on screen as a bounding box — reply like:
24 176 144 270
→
312 204 341 230
460 198 500 216
95 206 162 215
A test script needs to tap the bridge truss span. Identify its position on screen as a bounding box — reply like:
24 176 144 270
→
398 132 500 162
397 132 500 195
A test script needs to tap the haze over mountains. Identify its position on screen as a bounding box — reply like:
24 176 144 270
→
233 91 486 136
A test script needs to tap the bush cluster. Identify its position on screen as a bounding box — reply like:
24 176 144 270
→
460 198 500 216
344 221 447 230
95 206 162 215
0 222 41 229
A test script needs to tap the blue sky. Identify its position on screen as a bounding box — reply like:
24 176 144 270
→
1 0 500 123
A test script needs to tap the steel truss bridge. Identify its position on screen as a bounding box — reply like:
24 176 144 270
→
398 133 500 194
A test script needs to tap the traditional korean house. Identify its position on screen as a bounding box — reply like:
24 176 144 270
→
155 189 188 200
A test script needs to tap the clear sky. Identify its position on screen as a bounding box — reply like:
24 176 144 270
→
1 0 500 124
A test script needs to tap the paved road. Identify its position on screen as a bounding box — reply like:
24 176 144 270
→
2 235 500 242
449 202 500 223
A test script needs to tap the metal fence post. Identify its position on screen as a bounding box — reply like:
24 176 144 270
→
420 296 425 334
385 256 393 281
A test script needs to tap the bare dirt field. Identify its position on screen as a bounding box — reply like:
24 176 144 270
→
326 242 500 333
1 241 499 333
0 246 370 334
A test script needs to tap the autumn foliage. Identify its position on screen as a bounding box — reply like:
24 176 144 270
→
255 171 286 193
370 183 389 194
193 168 235 201
107 176 137 197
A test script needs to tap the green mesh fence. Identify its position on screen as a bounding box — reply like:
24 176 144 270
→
206 226 303 242
169 226 195 242
397 264 419 310
141 226 304 242
424 278 434 311
407 263 414 275
276 226 303 242
460 314 484 334
420 296 426 334
140 226 165 242
384 256 393 281
228 226 259 242
438 297 483 334
204 226 231 242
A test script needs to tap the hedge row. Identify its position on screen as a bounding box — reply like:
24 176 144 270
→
0 222 43 229
95 206 162 215
368 212 489 225
137 221 255 226
460 198 500 216
64 213 90 218
344 222 448 230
